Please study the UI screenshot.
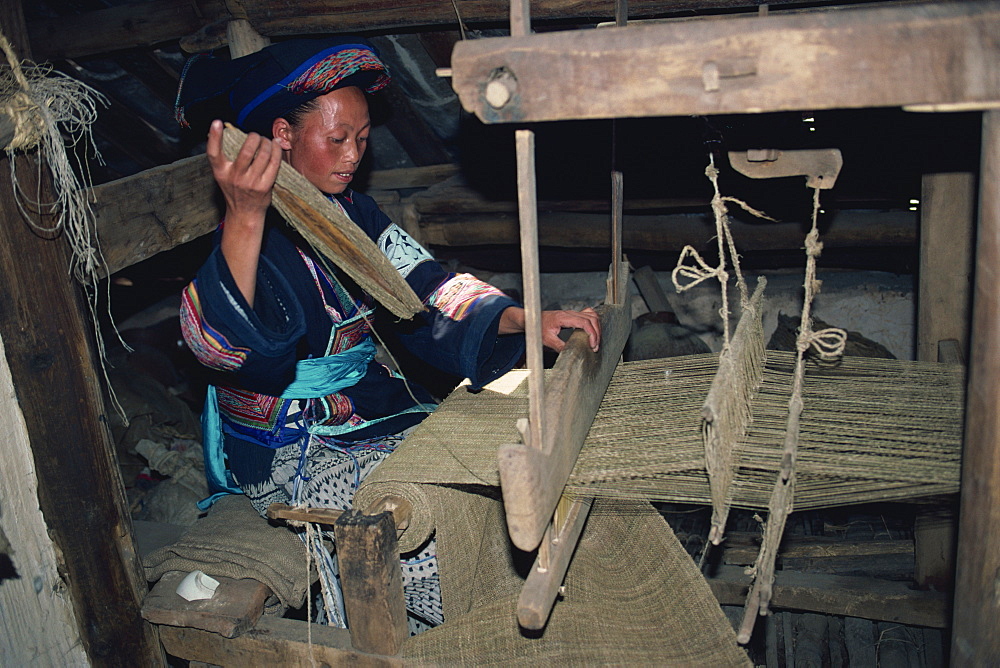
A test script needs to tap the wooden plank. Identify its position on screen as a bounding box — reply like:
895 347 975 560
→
515 129 545 448
158 616 402 667
952 109 1000 666
235 0 829 41
499 301 631 551
91 154 220 277
334 510 408 656
452 1 1000 123
720 537 913 570
409 178 710 215
706 565 948 628
794 613 828 667
913 507 956 591
142 571 270 638
418 209 917 251
918 172 975 362
938 339 964 365
610 171 623 304
90 161 452 278
27 0 228 62
366 163 458 190
27 0 831 62
0 332 88 664
633 265 671 313
516 496 592 630
0 111 15 151
268 496 413 532
89 155 916 276
0 5 163 664
226 18 270 58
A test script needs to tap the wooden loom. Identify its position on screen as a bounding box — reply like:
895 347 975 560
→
114 1 999 663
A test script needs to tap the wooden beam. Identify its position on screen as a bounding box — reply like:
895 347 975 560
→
27 0 885 63
515 129 545 451
91 154 221 277
89 151 918 275
0 333 88 664
498 300 631 551
226 18 270 58
141 571 271 639
452 1 1000 124
365 163 457 190
0 5 162 664
418 209 917 251
60 61 181 169
334 510 409 657
917 172 975 362
707 565 948 629
410 181 709 215
952 109 1000 665
516 496 592 630
27 0 229 62
158 616 402 667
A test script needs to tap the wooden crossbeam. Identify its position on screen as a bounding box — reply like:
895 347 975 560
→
452 1 1000 124
89 160 451 277
27 0 834 62
158 616 401 667
88 153 918 277
707 566 948 629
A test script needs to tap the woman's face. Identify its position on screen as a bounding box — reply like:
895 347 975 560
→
274 86 370 195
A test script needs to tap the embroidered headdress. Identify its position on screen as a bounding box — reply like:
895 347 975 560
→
175 37 390 135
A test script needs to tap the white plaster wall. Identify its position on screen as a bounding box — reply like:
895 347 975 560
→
0 334 89 667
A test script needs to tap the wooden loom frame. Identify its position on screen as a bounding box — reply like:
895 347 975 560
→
451 0 1000 659
9 0 993 663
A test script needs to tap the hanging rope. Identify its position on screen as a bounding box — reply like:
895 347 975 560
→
671 155 775 348
0 32 131 425
737 186 847 644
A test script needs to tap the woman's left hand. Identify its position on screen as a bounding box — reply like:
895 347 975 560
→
500 306 602 353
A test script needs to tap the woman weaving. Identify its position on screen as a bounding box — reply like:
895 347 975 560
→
175 38 600 632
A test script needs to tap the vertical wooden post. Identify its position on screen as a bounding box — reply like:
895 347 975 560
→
334 510 409 656
918 171 975 361
516 129 544 448
952 110 1000 665
0 5 162 664
510 0 531 37
610 170 624 305
914 171 974 592
226 19 271 59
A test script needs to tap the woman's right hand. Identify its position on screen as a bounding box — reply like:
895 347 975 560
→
206 119 283 225
206 120 284 307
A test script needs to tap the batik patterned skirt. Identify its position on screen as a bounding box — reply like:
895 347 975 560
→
228 426 442 632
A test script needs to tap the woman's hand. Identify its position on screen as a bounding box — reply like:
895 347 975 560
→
207 120 283 221
206 120 283 306
499 306 602 353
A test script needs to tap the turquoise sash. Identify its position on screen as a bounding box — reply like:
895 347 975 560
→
199 338 377 509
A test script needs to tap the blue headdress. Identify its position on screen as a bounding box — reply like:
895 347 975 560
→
175 37 390 135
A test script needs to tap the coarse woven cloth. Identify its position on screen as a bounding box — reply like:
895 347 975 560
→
143 494 311 610
357 371 748 664
399 496 750 666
